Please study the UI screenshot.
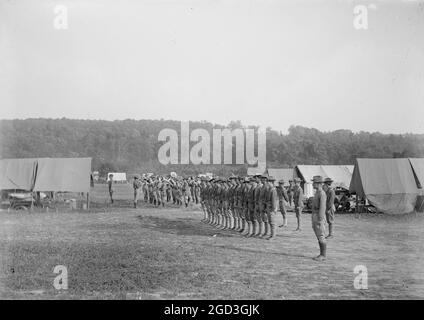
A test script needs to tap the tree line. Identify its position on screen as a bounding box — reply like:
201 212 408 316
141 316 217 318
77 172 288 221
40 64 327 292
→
0 118 423 177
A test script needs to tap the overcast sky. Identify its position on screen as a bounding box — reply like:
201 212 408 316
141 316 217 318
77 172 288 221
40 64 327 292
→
0 0 423 133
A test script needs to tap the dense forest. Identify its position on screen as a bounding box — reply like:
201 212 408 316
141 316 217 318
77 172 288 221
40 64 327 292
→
0 118 423 177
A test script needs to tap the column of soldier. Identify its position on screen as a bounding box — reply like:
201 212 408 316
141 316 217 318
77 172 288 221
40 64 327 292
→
131 173 336 261
131 175 202 208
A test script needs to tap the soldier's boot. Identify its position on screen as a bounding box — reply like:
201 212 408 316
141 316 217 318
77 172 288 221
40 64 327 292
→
247 221 255 237
134 202 137 208
326 224 334 239
295 218 301 231
255 221 262 237
279 216 287 228
239 219 245 233
224 216 229 229
229 217 235 230
257 222 264 237
260 222 269 238
231 217 236 230
223 216 229 229
313 241 327 261
266 223 276 240
243 221 251 236
248 221 257 237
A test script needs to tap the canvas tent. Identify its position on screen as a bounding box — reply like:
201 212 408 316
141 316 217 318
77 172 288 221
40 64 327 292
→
0 158 38 190
33 158 91 193
409 158 424 190
246 167 266 176
0 157 92 193
349 158 419 214
107 172 127 182
295 165 354 197
266 168 296 186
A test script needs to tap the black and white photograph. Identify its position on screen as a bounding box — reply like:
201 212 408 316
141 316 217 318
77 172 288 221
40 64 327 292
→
0 0 424 304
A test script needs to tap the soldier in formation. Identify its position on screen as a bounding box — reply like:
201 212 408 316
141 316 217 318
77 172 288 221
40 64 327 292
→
121 172 334 261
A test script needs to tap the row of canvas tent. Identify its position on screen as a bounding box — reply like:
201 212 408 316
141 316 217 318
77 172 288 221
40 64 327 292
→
247 165 353 197
0 158 92 193
248 158 424 214
349 158 424 214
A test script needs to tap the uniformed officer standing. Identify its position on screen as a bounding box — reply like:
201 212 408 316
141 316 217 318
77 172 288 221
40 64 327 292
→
245 178 257 237
276 179 289 227
323 177 336 239
108 173 114 204
253 175 263 237
133 175 142 208
293 177 304 231
264 176 279 240
287 180 294 207
311 175 327 261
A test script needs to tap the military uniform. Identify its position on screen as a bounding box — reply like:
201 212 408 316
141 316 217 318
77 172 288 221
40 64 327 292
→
276 180 289 227
324 178 336 239
293 178 304 231
133 177 142 208
265 177 279 239
311 175 327 261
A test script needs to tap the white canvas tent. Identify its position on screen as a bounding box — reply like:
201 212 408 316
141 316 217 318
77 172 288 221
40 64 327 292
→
349 158 419 214
107 172 127 182
295 165 354 197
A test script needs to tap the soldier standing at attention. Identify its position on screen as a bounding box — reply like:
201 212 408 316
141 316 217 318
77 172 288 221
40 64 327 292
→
323 177 336 239
133 175 142 208
241 178 253 236
253 175 263 237
287 179 294 207
311 175 327 261
258 175 269 237
108 174 114 204
265 176 278 240
293 177 304 231
276 179 289 227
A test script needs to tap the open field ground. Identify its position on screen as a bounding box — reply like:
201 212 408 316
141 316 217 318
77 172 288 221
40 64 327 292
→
1 184 424 299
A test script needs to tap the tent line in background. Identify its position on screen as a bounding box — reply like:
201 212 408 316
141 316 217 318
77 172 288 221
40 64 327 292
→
0 157 92 193
349 158 424 214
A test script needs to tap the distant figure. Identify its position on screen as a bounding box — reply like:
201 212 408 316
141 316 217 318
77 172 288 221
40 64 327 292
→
311 175 327 261
287 180 294 206
133 176 142 208
276 179 289 227
108 174 114 204
323 177 335 239
293 178 304 231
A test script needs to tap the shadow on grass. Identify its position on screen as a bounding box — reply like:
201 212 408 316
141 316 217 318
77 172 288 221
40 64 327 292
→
136 215 239 238
203 243 312 259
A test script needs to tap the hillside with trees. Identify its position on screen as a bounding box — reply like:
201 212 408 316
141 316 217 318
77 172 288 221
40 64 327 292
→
0 118 423 176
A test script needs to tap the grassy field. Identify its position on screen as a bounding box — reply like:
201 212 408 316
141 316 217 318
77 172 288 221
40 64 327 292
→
1 184 424 299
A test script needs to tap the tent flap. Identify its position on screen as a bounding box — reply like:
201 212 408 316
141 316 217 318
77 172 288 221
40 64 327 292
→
0 158 38 190
349 158 419 214
33 158 91 193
